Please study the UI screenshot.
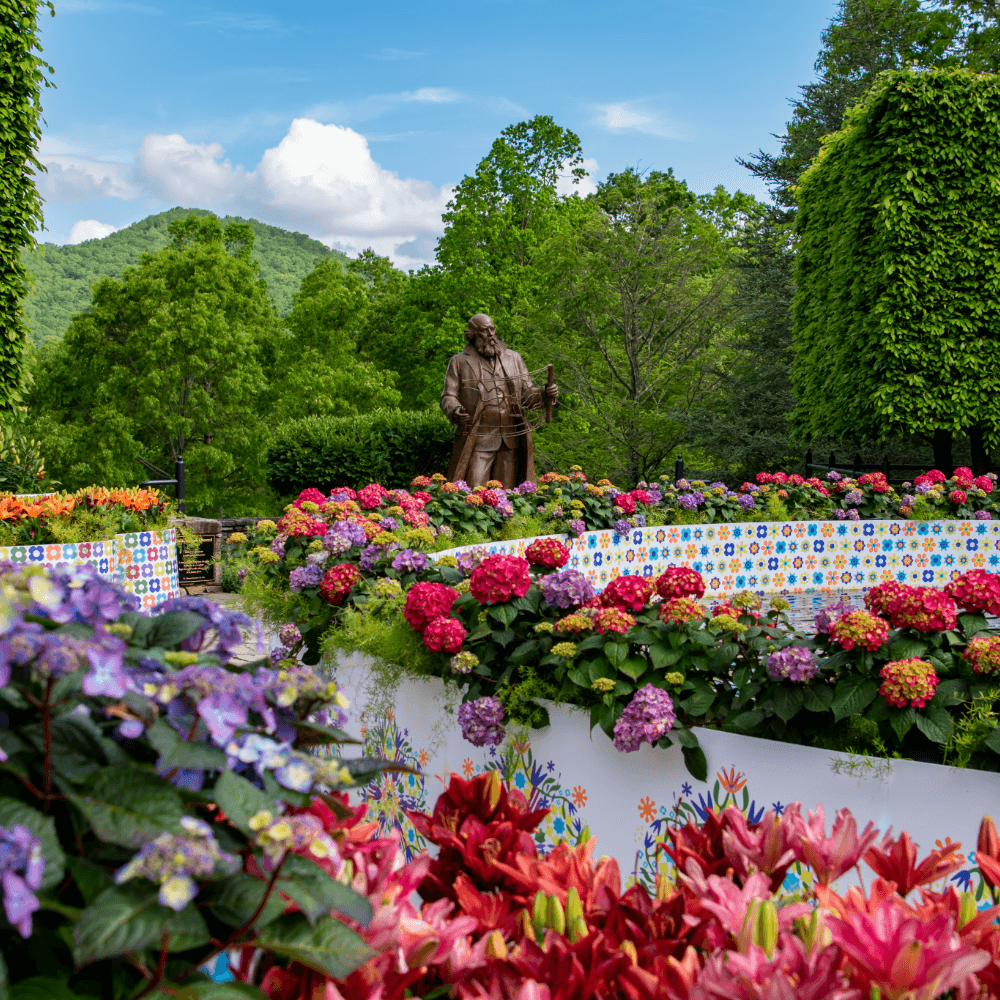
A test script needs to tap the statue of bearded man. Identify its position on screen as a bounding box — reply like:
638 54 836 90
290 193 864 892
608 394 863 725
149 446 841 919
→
440 314 557 488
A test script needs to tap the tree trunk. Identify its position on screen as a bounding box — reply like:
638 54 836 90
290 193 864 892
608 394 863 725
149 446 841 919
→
970 427 989 475
932 429 953 473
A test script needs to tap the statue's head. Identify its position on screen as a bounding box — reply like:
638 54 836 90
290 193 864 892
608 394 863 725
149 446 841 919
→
465 314 500 358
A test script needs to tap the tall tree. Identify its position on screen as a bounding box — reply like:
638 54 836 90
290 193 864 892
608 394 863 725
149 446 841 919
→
26 215 280 514
531 170 731 486
0 0 53 408
792 68 1000 472
740 0 961 216
938 0 1000 70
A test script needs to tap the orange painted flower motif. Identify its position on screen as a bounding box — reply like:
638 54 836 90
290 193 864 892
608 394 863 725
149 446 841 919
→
718 767 747 796
386 711 395 720
512 738 531 754
572 786 587 808
418 749 429 767
462 758 475 778
638 797 656 821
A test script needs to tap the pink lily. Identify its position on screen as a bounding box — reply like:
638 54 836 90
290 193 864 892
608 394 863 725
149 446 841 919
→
721 805 803 891
797 805 880 886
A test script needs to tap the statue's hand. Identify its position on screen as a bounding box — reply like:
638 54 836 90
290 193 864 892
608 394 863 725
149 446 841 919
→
545 383 559 402
453 407 472 426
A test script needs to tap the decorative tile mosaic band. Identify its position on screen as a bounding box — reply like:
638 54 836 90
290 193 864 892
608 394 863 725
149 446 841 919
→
434 519 1000 597
0 528 182 608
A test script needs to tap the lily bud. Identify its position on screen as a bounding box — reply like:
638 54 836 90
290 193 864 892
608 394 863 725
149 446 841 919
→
518 909 536 943
794 909 824 952
565 887 583 926
532 890 547 941
959 891 978 928
547 894 566 935
568 915 587 943
756 899 778 958
979 815 999 862
656 873 672 902
620 940 638 965
485 929 507 960
484 770 503 813
738 900 760 955
576 826 590 846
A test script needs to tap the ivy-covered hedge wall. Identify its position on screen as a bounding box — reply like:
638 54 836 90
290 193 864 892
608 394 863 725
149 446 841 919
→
792 68 1000 459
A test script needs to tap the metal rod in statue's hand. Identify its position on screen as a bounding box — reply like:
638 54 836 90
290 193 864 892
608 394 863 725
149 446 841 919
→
545 364 554 424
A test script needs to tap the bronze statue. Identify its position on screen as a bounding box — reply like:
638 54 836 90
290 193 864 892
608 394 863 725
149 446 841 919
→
440 314 558 487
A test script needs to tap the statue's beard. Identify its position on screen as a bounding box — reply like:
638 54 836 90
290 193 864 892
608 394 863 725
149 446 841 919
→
474 333 500 358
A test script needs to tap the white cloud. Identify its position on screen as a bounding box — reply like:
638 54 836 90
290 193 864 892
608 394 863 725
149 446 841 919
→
123 119 452 266
67 219 120 244
594 102 689 140
557 157 598 198
38 155 138 202
399 87 458 103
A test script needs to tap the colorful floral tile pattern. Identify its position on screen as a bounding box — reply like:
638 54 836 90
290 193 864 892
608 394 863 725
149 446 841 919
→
115 528 182 609
0 528 181 608
435 520 1000 598
358 712 429 862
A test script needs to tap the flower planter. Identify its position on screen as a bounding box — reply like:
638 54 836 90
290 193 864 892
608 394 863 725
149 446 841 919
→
334 652 995 896
0 527 182 608
434 518 1000 598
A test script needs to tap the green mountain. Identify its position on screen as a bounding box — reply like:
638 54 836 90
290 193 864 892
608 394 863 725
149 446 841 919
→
22 207 348 344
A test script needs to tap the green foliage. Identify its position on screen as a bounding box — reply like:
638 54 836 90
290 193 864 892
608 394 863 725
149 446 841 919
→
531 169 732 485
22 207 347 345
24 214 281 516
792 69 1000 455
267 409 455 497
0 0 53 409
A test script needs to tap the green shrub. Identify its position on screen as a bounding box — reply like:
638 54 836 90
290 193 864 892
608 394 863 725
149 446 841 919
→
267 408 455 496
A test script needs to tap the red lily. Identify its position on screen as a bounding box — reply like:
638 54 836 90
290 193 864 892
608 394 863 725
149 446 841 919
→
662 808 735 882
976 814 1000 894
796 805 880 886
863 831 964 897
721 805 802 892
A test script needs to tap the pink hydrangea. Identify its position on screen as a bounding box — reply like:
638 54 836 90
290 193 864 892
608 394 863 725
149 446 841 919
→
964 635 1000 675
630 489 651 505
658 597 705 625
469 555 531 605
655 566 706 601
879 658 939 708
612 493 636 514
599 574 653 612
864 580 908 618
319 563 362 605
403 582 459 632
524 537 570 569
402 509 430 528
787 474 805 486
829 610 889 652
593 606 636 634
422 616 466 653
887 587 957 632
356 484 389 510
294 488 327 509
974 476 993 494
756 472 775 484
949 489 968 505
946 569 1000 617
925 469 947 483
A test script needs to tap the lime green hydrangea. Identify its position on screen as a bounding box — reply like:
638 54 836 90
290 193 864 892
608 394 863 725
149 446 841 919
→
307 539 324 551
456 579 471 595
300 501 320 514
664 671 685 685
437 554 458 568
551 642 577 659
256 519 277 532
252 547 279 564
227 531 248 544
769 597 791 612
709 614 746 634
534 622 555 634
591 677 615 693
732 590 761 610
404 527 436 550
369 578 403 601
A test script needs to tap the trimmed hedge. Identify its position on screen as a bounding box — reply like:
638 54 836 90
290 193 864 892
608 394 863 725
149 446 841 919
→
267 409 455 496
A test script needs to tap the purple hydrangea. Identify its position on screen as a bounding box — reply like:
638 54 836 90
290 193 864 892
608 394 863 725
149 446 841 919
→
456 546 489 576
724 491 738 499
359 544 382 572
900 494 916 507
814 598 855 634
613 684 676 753
568 518 585 537
676 479 690 490
847 509 860 521
517 481 537 495
270 535 287 558
844 489 863 507
766 646 819 682
288 565 323 592
323 520 367 553
540 568 596 609
391 548 428 573
827 471 842 482
915 482 933 495
305 551 329 567
0 824 44 938
436 525 454 540
328 491 351 503
613 519 630 535
647 489 663 504
677 492 704 510
833 508 847 520
269 646 289 666
454 480 471 493
278 623 302 647
458 696 505 747
710 481 726 489
633 514 646 528
976 510 993 520
154 596 254 664
737 494 755 511
745 483 759 493
379 517 399 532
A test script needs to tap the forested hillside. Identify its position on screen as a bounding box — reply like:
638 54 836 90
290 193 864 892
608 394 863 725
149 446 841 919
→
22 207 347 343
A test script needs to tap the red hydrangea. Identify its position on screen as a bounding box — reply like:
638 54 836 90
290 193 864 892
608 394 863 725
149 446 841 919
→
422 615 466 653
975 476 994 494
630 489 651 505
356 483 389 510
711 602 759 622
925 469 947 483
278 511 329 538
413 490 432 504
593 606 636 634
864 580 908 618
756 472 775 484
319 563 362 605
953 466 974 483
964 635 1000 675
599 574 653 612
480 489 500 507
659 596 705 624
612 493 636 514
655 566 706 601
772 471 789 484
328 485 356 499
469 555 531 605
914 475 930 486
945 569 1000 616
887 587 958 632
404 581 460 631
949 490 968 505
879 658 939 708
293 487 327 508
829 610 889 652
871 480 890 493
787 474 805 486
524 537 570 569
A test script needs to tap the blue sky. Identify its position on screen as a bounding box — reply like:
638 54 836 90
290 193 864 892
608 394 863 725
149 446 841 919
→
36 0 839 265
